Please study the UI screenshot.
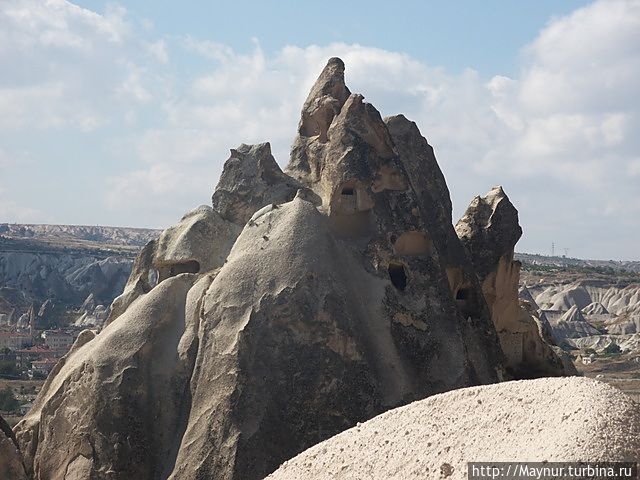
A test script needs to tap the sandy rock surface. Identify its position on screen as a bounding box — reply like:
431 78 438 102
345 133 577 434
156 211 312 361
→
268 377 640 480
0 415 27 480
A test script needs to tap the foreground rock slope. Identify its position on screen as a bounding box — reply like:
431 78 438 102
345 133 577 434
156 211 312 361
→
268 377 640 480
13 58 573 480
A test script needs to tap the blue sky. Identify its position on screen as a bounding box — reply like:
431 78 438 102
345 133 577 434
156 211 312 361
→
1 0 639 260
75 0 588 76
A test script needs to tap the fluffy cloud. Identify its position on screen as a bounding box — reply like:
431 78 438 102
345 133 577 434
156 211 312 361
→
1 0 639 259
0 0 164 130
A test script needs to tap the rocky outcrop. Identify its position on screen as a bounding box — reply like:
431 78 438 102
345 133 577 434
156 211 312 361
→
0 224 158 247
529 281 640 350
268 377 640 480
583 301 609 315
535 282 640 317
168 59 503 480
106 205 240 325
0 248 132 321
16 276 200 479
15 58 576 480
550 305 602 340
456 187 574 378
0 414 27 480
73 293 109 328
212 143 303 225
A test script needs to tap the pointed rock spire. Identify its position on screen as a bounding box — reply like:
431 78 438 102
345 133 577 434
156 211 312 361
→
455 186 522 278
212 143 302 225
298 57 351 141
288 57 352 178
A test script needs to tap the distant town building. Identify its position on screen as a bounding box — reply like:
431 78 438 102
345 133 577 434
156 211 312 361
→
15 345 56 369
31 358 58 376
0 332 32 350
42 330 76 351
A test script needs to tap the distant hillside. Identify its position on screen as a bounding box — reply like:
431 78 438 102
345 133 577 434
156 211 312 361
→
0 224 161 323
515 252 640 274
0 223 160 254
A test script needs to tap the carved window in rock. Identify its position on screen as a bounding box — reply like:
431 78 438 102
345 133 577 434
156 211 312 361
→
454 286 479 318
337 184 358 212
157 260 201 283
329 180 375 238
388 262 408 291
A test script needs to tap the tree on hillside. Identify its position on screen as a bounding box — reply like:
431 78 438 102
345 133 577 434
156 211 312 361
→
0 386 19 412
0 360 20 378
603 343 621 355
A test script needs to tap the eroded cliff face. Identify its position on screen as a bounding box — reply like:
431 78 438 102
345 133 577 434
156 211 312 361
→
1 415 27 480
455 187 575 378
14 58 564 480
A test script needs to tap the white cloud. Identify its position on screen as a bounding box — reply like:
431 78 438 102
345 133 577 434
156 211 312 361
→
0 200 46 223
1 0 638 258
146 39 169 64
116 64 153 104
108 0 639 258
0 1 153 130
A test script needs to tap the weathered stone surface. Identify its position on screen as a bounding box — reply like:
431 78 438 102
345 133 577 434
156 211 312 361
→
15 274 200 479
0 247 132 321
288 57 351 179
212 143 303 225
166 62 505 480
16 58 581 480
456 187 575 377
268 377 640 480
1 414 27 480
106 205 239 325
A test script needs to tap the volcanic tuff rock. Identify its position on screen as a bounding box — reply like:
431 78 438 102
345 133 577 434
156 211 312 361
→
212 143 303 225
0 224 158 247
105 205 240 326
528 280 640 351
1 414 27 480
268 377 640 480
455 187 574 377
0 250 132 316
15 58 568 480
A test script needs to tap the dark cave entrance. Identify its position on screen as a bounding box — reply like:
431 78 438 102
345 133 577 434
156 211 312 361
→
388 263 407 291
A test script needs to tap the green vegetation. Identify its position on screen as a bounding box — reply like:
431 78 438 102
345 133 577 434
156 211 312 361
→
603 343 622 356
0 360 20 378
0 386 19 412
520 262 640 283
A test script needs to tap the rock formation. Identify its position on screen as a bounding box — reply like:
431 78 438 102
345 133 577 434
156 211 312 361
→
0 246 133 322
0 414 27 480
552 305 601 339
527 280 640 351
455 187 574 378
583 301 609 315
267 377 640 480
14 58 571 480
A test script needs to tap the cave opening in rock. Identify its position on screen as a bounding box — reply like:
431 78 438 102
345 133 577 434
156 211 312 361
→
456 288 469 300
454 285 480 318
158 260 201 282
341 187 355 196
388 263 407 291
